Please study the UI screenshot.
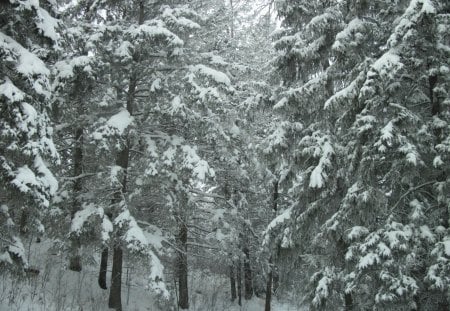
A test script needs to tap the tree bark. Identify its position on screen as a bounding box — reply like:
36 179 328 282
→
243 246 253 300
237 259 242 306
98 247 108 289
344 292 353 311
19 208 28 234
69 127 83 272
265 259 273 311
429 74 439 116
108 245 123 310
230 263 236 301
177 222 189 309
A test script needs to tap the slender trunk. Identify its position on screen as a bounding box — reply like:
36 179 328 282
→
69 127 83 272
178 222 189 309
230 264 236 301
229 0 234 39
265 259 273 311
429 74 439 116
237 260 242 306
107 1 144 308
243 246 253 300
266 180 278 311
19 209 27 234
107 146 129 308
344 292 353 311
108 245 123 310
338 238 353 310
98 247 108 289
68 240 82 272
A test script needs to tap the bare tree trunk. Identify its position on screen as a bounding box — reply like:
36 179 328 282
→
107 144 129 309
108 245 123 310
265 180 278 311
230 263 236 301
265 259 273 311
19 208 28 234
98 248 108 289
243 246 253 300
344 292 353 311
229 0 234 39
237 259 242 306
177 222 189 309
69 127 83 272
429 74 439 115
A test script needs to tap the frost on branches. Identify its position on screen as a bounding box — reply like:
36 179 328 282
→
0 0 59 269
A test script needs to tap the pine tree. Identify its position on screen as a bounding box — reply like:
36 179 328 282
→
0 0 59 271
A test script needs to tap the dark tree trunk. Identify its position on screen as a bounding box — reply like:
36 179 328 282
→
108 246 123 310
177 222 189 310
429 74 439 116
19 209 28 234
344 292 353 310
337 238 353 310
230 264 236 301
69 127 83 272
98 247 108 289
68 241 82 272
237 260 242 306
243 246 253 300
265 259 273 311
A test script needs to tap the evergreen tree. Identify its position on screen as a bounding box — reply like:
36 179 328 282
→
0 0 59 271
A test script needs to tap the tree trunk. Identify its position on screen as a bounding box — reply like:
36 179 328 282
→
265 260 273 311
98 247 108 289
19 208 28 234
243 246 253 300
344 292 353 311
177 222 189 310
429 74 439 116
237 260 242 306
69 127 83 272
230 263 236 301
108 245 123 310
68 240 82 272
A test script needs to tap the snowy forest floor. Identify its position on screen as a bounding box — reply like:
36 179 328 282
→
0 239 302 311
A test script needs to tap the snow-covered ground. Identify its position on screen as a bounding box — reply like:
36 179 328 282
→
0 239 303 311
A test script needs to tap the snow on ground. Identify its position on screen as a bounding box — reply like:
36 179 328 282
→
0 239 302 310
0 239 157 311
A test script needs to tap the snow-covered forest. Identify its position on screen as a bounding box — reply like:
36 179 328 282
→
1 0 449 310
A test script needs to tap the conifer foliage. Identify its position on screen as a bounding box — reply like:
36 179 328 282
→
0 0 59 270
268 0 450 309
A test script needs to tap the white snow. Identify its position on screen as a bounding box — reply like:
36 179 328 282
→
347 226 369 240
358 252 380 269
169 95 185 115
34 155 58 196
0 78 26 102
12 165 38 194
267 207 292 232
274 97 288 109
372 52 403 79
36 7 60 42
106 109 133 134
442 238 450 256
150 78 162 92
0 33 50 77
114 40 132 59
380 121 394 144
129 22 184 46
114 210 149 252
189 64 231 86
71 203 104 234
309 140 334 189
